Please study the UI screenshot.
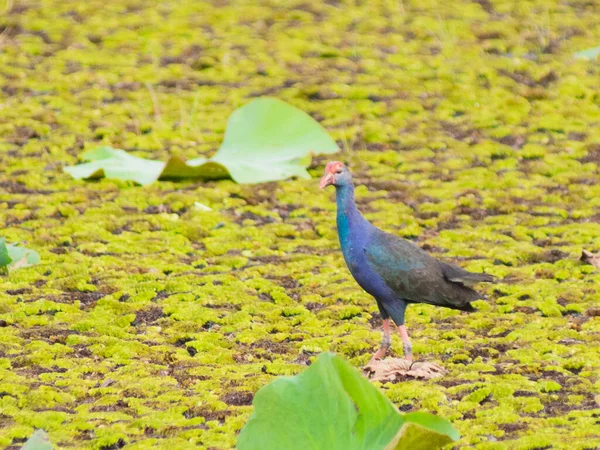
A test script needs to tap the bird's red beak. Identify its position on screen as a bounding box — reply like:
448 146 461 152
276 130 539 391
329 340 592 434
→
319 173 334 189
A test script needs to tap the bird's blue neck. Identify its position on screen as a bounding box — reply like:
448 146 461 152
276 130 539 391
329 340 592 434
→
335 183 370 247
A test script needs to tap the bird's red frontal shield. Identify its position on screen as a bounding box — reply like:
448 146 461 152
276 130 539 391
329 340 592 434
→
319 161 343 188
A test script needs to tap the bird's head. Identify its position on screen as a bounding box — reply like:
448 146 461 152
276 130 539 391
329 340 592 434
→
319 161 352 189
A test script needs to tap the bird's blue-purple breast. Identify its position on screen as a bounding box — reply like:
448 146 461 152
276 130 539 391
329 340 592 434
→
335 186 397 301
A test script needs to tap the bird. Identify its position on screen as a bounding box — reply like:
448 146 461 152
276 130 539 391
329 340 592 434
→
319 161 496 362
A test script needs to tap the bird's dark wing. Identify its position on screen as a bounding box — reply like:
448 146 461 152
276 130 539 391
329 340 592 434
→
365 229 482 310
438 260 496 287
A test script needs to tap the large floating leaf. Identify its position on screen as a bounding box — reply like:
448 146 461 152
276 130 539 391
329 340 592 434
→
387 412 461 450
64 97 339 185
21 429 53 450
63 146 222 186
574 46 600 60
0 238 40 275
237 352 402 450
236 353 459 450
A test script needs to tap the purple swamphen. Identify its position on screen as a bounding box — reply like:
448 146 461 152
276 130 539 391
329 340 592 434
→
320 161 495 362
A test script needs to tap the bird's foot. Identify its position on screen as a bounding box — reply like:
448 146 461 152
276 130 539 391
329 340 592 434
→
369 348 387 364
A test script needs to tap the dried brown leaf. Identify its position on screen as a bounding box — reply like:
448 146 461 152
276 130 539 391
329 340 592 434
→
580 250 600 268
363 358 447 382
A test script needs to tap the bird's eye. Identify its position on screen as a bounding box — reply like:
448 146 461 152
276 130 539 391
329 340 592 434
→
336 169 342 174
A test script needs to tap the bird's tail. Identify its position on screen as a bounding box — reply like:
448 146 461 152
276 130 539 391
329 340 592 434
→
469 272 497 283
448 272 497 287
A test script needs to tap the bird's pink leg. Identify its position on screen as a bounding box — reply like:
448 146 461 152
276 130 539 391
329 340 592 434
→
398 325 413 362
370 319 391 362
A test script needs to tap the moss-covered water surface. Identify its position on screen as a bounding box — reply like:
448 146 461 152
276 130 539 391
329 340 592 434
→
1 0 599 448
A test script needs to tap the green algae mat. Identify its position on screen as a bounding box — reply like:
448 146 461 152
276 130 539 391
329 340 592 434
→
1 0 600 448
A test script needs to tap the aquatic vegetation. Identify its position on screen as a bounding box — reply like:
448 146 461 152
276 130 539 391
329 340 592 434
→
574 46 600 60
0 0 599 448
64 98 339 184
21 429 52 450
237 353 459 450
0 238 40 275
